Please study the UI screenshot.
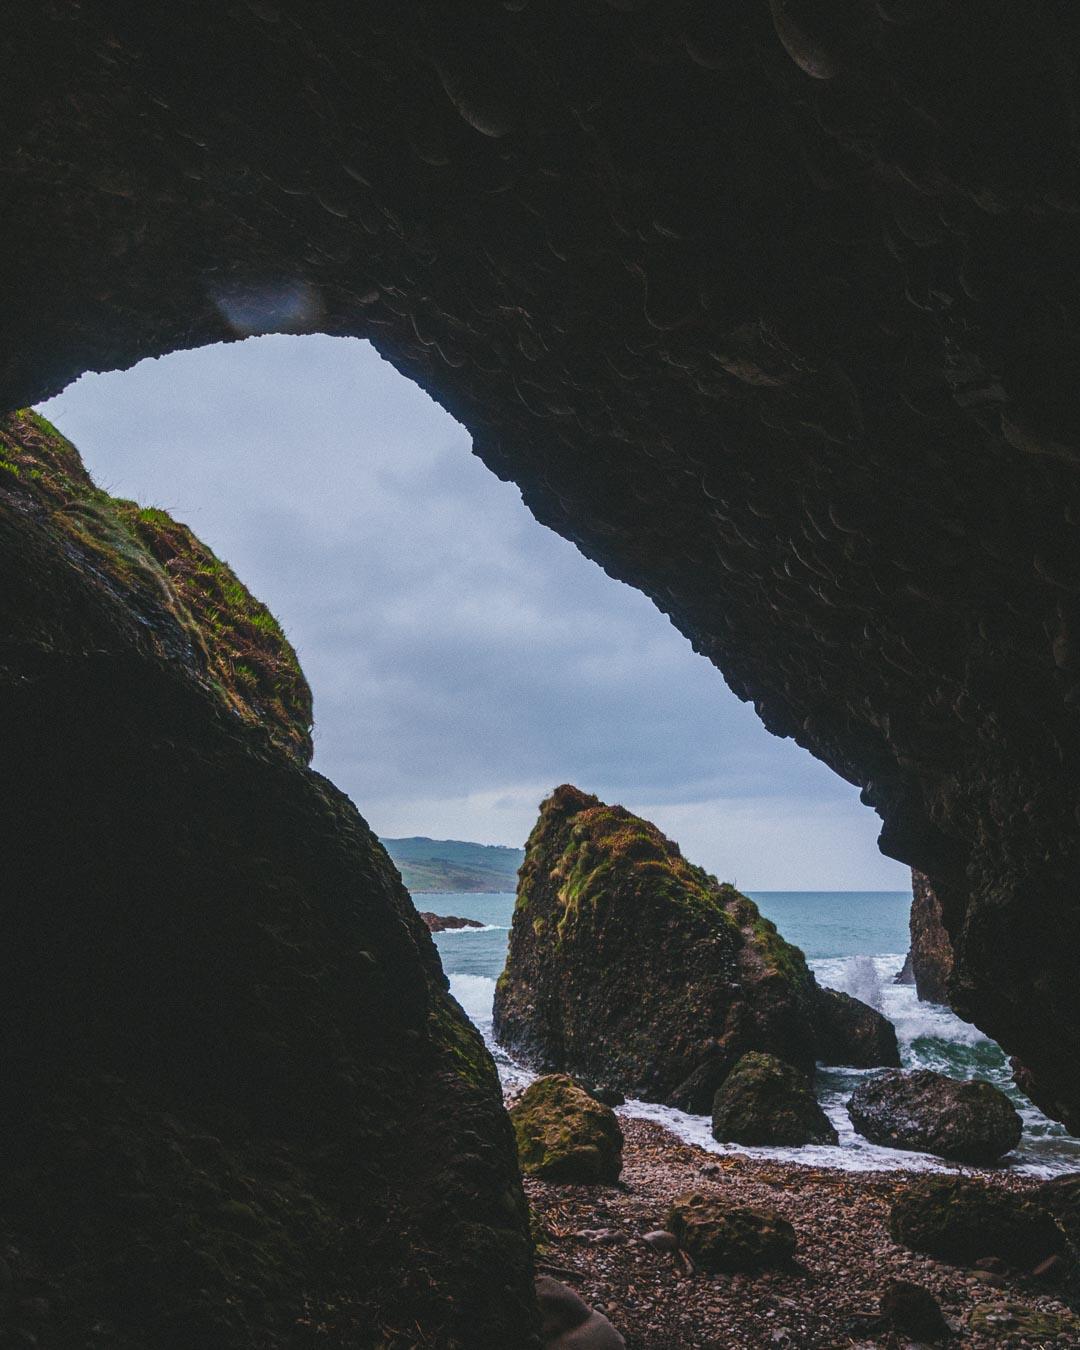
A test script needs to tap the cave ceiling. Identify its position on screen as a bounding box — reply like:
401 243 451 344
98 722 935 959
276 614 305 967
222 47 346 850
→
4 1 1080 1124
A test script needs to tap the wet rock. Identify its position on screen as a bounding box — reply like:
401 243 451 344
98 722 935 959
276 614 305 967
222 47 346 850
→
494 787 822 1106
879 1279 952 1341
711 1051 838 1147
890 1177 1064 1266
665 1191 796 1273
1041 1172 1080 1247
510 1075 623 1183
812 987 901 1068
847 1069 1022 1164
535 1275 626 1349
418 912 484 932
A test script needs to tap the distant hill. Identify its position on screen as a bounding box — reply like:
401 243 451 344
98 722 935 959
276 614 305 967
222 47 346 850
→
381 836 525 893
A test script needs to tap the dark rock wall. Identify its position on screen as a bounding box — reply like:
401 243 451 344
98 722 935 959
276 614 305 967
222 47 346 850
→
3 5 1080 1122
0 417 537 1347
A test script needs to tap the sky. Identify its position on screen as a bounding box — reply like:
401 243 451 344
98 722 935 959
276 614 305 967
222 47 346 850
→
40 334 908 889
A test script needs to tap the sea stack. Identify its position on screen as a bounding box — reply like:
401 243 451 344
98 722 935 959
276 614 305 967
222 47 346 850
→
493 785 896 1111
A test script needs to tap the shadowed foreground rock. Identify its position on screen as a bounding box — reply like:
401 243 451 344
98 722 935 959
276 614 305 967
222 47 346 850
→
848 1068 1022 1165
890 1177 1063 1267
535 1276 625 1350
510 1076 624 1184
0 413 537 1348
711 1052 838 1147
812 987 900 1069
494 786 896 1111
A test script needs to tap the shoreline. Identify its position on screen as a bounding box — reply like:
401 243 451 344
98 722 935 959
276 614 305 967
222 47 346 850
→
524 1113 1078 1348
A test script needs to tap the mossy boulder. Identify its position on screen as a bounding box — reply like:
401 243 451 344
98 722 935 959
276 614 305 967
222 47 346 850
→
848 1069 1022 1164
711 1051 838 1147
0 410 312 760
665 1191 796 1272
510 1075 623 1183
0 413 539 1347
889 1177 1063 1266
494 785 827 1110
813 987 900 1068
969 1301 1080 1339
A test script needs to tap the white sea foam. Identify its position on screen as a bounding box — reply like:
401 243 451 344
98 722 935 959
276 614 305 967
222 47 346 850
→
435 924 508 935
448 973 499 1027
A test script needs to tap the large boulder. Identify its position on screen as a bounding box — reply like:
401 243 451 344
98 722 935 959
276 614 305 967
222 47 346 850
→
535 1276 625 1349
813 986 901 1068
711 1052 838 1147
0 413 539 1348
510 1075 623 1183
848 1069 1022 1164
665 1192 796 1273
889 1177 1063 1266
494 785 847 1110
1042 1173 1080 1248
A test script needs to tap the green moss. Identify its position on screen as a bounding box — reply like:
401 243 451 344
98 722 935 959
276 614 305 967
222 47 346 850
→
0 409 313 761
430 998 499 1094
509 1075 622 1182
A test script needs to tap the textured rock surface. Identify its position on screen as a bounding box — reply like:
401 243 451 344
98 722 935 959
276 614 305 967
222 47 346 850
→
510 1075 624 1184
889 1178 1063 1266
0 415 537 1347
1041 1173 1080 1249
495 787 897 1109
905 870 955 1004
879 1280 952 1343
493 786 821 1109
710 1052 838 1147
665 1192 796 1273
3 2 1080 1126
848 1069 1022 1164
812 986 901 1068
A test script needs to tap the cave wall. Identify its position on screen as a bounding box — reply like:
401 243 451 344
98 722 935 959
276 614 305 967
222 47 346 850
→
3 3 1080 1125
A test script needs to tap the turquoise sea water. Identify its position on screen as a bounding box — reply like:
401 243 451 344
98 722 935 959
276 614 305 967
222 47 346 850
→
429 890 1080 1175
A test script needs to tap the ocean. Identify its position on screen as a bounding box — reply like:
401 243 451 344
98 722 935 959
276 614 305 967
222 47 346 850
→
428 890 1080 1176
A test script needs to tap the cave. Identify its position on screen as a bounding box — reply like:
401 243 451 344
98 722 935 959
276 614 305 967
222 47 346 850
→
4 2 1080 1344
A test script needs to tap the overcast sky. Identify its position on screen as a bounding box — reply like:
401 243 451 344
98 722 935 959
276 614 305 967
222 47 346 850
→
40 335 907 889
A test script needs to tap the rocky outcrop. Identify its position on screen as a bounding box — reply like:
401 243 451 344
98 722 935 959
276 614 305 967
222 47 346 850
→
494 787 822 1111
420 912 485 932
495 787 896 1111
889 1178 1063 1267
510 1075 623 1184
665 1193 796 1273
813 987 901 1069
879 1282 952 1343
899 871 955 1004
848 1069 1022 1164
0 413 537 1347
710 1052 838 1147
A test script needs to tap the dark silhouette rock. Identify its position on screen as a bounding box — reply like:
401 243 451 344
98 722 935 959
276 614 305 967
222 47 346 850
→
535 1276 625 1349
813 986 901 1068
880 1280 952 1341
848 1069 1022 1164
419 911 484 932
494 787 822 1108
665 1192 796 1273
510 1075 623 1183
0 414 538 1347
711 1052 838 1147
890 1177 1063 1266
1041 1172 1080 1249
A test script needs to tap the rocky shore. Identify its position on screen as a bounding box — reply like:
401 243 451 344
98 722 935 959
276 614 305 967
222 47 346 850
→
524 1112 1080 1349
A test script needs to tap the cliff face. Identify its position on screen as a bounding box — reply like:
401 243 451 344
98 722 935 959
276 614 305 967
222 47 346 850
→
906 870 954 1004
0 413 537 1348
493 786 892 1110
3 4 1080 1124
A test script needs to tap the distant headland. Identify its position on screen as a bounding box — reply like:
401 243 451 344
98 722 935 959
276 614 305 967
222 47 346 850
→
380 836 524 893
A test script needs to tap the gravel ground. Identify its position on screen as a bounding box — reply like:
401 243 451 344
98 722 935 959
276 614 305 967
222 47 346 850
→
525 1117 1080 1349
